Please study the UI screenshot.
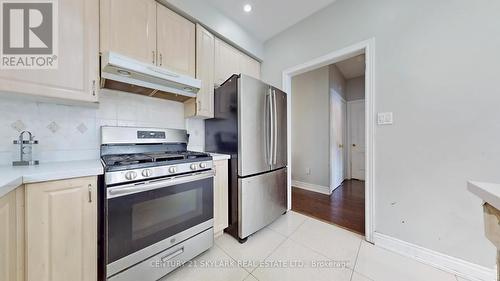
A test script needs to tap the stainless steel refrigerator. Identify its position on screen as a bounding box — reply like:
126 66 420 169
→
205 74 287 242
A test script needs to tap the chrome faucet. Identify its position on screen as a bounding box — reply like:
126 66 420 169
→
13 131 39 166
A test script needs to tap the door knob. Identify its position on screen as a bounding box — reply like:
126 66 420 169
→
352 144 356 147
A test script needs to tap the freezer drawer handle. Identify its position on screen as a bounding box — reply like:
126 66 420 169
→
160 247 184 263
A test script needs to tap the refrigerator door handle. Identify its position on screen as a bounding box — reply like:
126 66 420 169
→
267 88 274 166
272 89 278 165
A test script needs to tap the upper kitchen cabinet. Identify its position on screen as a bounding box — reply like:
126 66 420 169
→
100 0 157 65
101 0 195 77
0 0 99 103
240 54 261 80
214 38 241 86
214 37 261 86
185 24 215 119
156 4 196 77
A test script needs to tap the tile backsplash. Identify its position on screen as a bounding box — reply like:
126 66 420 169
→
0 89 205 165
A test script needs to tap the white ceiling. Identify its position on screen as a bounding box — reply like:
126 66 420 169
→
335 54 366 79
205 0 337 41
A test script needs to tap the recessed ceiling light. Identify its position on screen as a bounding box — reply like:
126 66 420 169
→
243 4 252 13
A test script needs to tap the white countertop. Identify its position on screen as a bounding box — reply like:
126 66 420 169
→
210 153 231 161
468 181 500 210
0 160 103 198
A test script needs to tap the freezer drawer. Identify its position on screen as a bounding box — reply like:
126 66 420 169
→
238 168 287 238
108 228 213 281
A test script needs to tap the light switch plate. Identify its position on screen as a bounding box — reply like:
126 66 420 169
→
377 112 393 125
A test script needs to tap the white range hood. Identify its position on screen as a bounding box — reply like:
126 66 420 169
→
101 52 201 99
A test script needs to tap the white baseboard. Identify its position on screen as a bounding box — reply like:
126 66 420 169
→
292 180 331 195
373 232 496 281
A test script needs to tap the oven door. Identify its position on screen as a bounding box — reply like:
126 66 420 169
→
106 170 214 276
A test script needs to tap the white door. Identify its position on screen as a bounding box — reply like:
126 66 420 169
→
330 93 346 190
348 100 365 180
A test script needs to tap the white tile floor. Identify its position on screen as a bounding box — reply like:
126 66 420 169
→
162 211 471 281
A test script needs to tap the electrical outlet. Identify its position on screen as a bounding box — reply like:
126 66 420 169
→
377 112 393 125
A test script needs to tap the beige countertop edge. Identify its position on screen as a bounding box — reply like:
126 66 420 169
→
0 159 103 198
468 181 500 210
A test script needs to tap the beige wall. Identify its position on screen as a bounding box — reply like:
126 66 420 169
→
292 65 347 190
262 0 499 268
291 66 330 187
346 76 365 101
329 65 346 100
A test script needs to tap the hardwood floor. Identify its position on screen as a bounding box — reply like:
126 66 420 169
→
292 179 365 235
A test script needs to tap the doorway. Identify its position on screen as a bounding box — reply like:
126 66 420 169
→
282 39 375 241
290 53 366 235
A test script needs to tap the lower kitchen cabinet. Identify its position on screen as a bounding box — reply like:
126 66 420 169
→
213 159 229 237
25 176 97 281
0 187 24 281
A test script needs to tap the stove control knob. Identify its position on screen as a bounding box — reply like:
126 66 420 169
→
190 164 197 170
199 162 207 169
168 166 177 173
142 169 152 178
125 171 137 181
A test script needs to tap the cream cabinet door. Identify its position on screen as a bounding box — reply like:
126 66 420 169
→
0 187 24 281
214 37 241 86
101 0 157 65
186 24 214 119
25 177 97 281
240 54 261 80
213 160 229 237
156 4 196 77
0 0 99 102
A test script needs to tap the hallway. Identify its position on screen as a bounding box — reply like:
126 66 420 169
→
291 180 365 235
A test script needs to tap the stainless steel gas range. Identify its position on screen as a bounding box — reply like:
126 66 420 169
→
99 126 214 281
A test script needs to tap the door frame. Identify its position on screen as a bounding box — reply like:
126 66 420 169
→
282 38 376 242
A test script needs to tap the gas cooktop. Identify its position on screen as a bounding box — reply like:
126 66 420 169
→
102 151 212 172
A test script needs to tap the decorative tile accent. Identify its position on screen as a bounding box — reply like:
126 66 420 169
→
77 123 88 134
11 120 26 132
46 121 60 133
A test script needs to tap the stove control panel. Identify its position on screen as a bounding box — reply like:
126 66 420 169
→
105 161 213 185
137 131 166 139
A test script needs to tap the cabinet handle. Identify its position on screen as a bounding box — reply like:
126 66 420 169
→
152 51 155 64
88 184 92 203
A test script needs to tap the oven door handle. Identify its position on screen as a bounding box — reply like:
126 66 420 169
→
107 170 215 198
